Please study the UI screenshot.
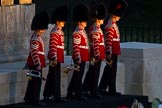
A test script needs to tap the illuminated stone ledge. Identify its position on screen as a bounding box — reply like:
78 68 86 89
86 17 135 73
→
0 0 14 6
119 42 162 102
0 0 32 6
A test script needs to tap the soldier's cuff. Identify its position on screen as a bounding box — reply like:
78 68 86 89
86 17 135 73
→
35 63 41 68
106 51 111 56
95 55 99 60
74 58 80 64
50 57 55 61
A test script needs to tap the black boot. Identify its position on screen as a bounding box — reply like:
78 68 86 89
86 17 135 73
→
66 92 75 100
54 97 66 103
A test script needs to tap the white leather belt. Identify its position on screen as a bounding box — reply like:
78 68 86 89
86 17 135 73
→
38 51 45 55
80 46 89 49
99 43 104 45
113 38 120 41
57 46 64 49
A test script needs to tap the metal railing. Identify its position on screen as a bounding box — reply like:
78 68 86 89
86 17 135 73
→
119 24 162 43
64 24 162 55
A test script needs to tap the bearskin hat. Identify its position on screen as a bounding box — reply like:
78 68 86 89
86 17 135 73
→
31 11 49 30
91 3 107 19
108 0 128 17
73 3 90 22
51 5 68 24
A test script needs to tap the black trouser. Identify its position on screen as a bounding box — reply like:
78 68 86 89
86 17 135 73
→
24 68 42 103
67 62 86 96
82 64 93 92
99 55 118 92
43 62 61 99
83 60 101 95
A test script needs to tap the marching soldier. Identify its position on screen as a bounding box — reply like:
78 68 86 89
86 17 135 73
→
99 0 128 96
43 5 68 102
82 3 107 98
66 3 90 100
24 11 49 105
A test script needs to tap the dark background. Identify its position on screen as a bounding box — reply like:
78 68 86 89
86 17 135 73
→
31 0 162 55
32 0 162 25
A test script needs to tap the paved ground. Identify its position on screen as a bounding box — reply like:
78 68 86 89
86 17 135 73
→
1 95 151 108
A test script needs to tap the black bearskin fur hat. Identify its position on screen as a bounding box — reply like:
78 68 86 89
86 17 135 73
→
91 3 107 19
109 0 128 17
73 3 90 22
51 5 68 24
31 11 49 30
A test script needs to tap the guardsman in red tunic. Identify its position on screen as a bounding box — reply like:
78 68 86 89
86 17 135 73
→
82 3 107 98
43 5 68 103
66 3 90 100
99 0 128 96
24 11 49 105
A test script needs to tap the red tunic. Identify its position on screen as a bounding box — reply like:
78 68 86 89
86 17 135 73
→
27 32 46 68
72 26 89 63
105 18 121 56
48 25 64 63
89 24 105 60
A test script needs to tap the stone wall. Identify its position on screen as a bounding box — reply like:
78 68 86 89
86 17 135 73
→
0 4 35 63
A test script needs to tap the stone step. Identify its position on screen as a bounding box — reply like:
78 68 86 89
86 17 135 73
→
2 95 150 108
